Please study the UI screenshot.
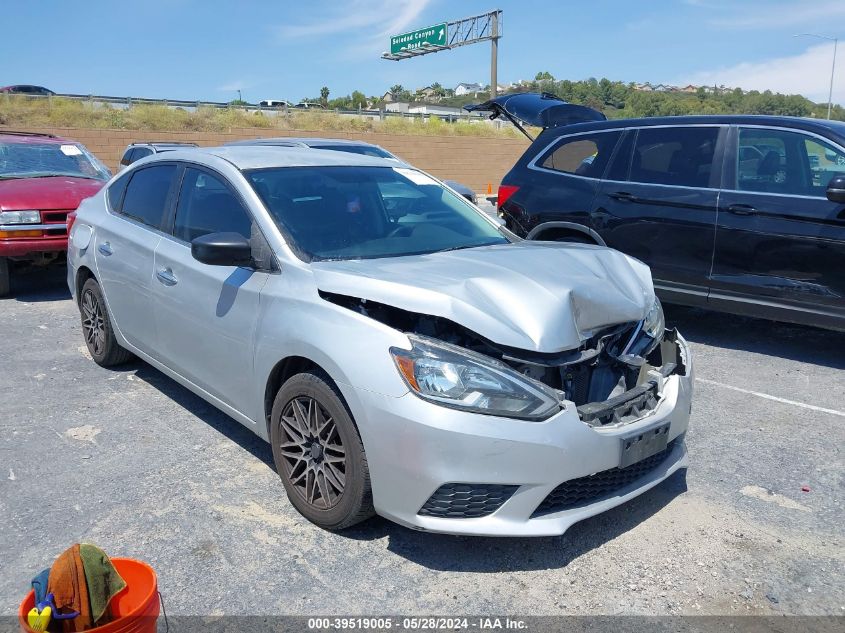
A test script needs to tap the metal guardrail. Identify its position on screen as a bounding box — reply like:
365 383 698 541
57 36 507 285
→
2 92 495 124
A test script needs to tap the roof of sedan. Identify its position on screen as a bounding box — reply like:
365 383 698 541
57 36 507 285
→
162 145 401 170
225 137 380 147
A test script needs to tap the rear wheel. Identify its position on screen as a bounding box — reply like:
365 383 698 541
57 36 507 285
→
79 278 134 366
270 371 374 530
0 257 9 297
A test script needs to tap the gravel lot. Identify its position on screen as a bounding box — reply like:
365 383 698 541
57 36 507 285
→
1 265 843 618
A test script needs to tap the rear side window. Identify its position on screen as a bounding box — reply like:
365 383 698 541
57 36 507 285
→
107 172 130 211
630 127 719 188
120 165 177 229
132 147 153 161
538 131 621 179
173 168 253 242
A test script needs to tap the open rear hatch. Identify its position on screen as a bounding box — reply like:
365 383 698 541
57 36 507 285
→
464 92 606 141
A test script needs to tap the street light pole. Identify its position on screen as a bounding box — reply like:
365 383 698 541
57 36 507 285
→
827 38 838 119
490 10 499 99
795 33 838 119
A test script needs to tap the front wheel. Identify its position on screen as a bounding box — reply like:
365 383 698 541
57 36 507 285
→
0 257 9 297
270 371 374 530
79 278 134 367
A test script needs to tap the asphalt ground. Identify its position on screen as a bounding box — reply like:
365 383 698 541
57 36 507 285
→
1 265 843 620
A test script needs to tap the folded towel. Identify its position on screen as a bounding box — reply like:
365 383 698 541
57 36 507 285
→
47 544 91 631
31 568 50 605
79 543 126 625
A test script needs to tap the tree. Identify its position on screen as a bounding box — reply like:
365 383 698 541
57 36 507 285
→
351 90 367 109
534 71 554 81
390 84 405 95
320 86 330 107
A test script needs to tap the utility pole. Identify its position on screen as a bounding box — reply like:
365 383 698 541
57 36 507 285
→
490 11 499 99
795 33 838 119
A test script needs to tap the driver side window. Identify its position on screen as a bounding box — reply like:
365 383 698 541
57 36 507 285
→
174 168 253 243
737 127 845 197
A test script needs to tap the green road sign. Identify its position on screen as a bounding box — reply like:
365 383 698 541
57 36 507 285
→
390 22 447 54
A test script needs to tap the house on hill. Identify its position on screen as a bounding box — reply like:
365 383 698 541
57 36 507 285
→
454 82 484 96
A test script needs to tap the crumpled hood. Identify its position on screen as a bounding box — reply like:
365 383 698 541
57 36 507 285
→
0 176 105 211
311 241 655 353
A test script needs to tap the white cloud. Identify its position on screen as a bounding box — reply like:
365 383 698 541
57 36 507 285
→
697 0 845 30
685 42 845 105
217 81 246 92
275 0 431 39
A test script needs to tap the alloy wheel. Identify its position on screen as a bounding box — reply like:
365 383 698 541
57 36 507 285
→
278 396 347 509
81 290 106 357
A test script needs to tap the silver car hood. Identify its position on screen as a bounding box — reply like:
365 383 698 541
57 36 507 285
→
310 241 655 354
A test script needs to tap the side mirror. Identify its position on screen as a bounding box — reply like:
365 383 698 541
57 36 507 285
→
191 232 253 267
826 174 845 203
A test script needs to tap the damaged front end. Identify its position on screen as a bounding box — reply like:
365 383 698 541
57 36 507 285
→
322 291 688 426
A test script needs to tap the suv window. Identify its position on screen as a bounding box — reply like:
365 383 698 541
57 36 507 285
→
539 131 621 178
738 127 845 196
132 147 153 162
120 165 176 229
631 126 719 188
174 168 253 242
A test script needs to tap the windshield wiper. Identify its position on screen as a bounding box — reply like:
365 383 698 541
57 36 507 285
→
0 172 101 180
431 241 502 254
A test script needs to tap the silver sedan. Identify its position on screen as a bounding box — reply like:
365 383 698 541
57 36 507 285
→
67 146 693 536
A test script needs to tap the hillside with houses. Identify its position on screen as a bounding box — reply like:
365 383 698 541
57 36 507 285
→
306 72 844 121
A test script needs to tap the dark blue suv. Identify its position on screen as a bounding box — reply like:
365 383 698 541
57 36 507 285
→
468 93 845 331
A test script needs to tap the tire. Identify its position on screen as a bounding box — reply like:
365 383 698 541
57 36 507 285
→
0 257 9 297
79 278 134 367
270 370 374 530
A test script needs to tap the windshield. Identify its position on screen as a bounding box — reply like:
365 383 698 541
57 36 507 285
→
0 142 111 180
246 166 509 261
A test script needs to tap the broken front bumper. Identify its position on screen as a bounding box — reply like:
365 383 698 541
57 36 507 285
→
340 333 694 536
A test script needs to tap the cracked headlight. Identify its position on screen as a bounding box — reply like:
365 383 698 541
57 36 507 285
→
621 297 665 360
390 334 560 421
643 297 665 341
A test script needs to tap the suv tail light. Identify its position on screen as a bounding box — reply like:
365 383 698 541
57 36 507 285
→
497 184 520 208
66 210 78 235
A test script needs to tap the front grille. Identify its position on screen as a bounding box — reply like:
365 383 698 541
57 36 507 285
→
418 483 518 519
41 210 68 223
532 440 677 517
42 210 69 237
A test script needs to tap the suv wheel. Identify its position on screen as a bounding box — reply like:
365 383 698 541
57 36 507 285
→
0 257 9 297
270 371 374 530
79 278 134 366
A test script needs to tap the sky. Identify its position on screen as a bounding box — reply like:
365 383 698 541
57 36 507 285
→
1 0 843 105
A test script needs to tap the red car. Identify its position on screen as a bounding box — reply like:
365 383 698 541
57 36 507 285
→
0 131 111 296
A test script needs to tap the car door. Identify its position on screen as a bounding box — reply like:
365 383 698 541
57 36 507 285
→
152 165 271 416
592 125 726 304
94 164 177 353
710 125 845 327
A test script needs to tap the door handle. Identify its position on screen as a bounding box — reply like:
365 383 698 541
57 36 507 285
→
608 191 639 202
726 204 757 216
156 268 178 286
97 242 113 256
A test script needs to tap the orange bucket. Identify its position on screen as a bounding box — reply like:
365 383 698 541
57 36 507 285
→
19 558 159 633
